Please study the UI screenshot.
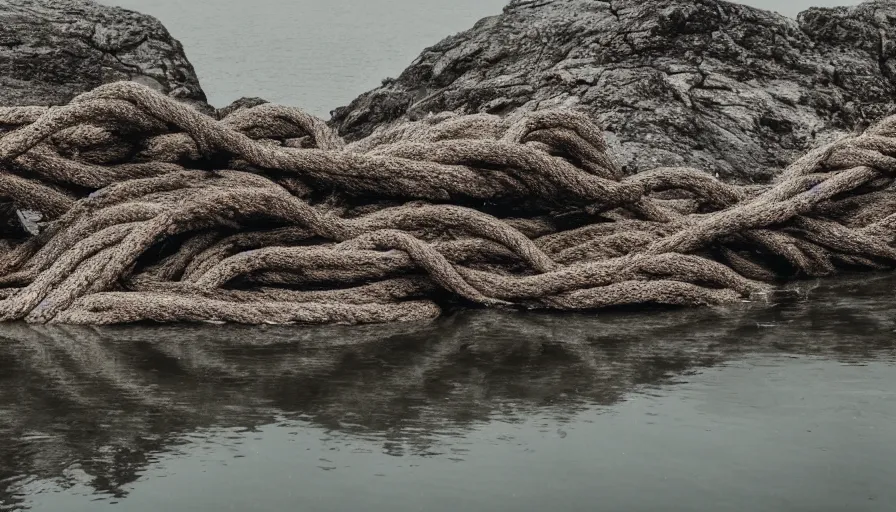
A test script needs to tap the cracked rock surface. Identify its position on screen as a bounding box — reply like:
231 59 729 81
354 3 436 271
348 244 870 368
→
0 0 207 109
331 0 896 182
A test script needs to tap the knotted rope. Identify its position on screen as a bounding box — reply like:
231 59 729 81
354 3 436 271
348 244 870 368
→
0 81 892 325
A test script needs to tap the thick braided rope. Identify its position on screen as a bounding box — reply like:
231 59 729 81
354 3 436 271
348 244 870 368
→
0 81 893 325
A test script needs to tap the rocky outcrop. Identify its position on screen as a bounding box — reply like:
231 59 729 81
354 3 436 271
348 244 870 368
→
4 0 895 184
0 0 209 236
331 0 896 182
0 0 207 109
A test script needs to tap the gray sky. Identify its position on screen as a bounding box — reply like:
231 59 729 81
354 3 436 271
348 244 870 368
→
739 0 862 17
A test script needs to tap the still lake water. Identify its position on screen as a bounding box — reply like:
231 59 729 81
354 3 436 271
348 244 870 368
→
5 0 893 510
1 274 895 511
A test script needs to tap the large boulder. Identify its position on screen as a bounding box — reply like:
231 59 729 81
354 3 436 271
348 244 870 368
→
0 0 207 109
0 0 210 236
331 0 896 183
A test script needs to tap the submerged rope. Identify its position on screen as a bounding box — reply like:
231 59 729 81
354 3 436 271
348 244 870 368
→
0 81 893 325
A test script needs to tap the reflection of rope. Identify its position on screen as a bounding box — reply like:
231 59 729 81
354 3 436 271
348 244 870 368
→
0 81 894 324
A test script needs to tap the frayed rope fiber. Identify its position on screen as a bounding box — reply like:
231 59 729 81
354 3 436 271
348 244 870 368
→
0 81 893 325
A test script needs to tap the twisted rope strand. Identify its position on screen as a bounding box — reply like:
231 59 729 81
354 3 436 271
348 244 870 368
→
0 81 893 325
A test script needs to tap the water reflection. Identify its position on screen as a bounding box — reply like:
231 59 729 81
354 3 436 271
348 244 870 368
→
1 274 895 508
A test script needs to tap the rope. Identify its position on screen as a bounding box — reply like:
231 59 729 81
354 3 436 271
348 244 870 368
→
0 81 893 325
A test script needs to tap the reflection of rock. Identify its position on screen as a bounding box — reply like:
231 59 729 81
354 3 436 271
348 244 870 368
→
332 0 896 182
0 0 207 110
1 274 895 504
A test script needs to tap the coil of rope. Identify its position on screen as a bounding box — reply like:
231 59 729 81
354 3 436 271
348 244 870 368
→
0 81 893 325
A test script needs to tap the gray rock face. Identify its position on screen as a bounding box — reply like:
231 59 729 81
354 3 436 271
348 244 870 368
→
0 0 209 237
0 0 207 109
331 0 896 182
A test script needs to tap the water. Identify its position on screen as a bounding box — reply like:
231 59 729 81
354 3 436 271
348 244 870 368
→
1 274 895 511
5 1 891 510
97 0 864 116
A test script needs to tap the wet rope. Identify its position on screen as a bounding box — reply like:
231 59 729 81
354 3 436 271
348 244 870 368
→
0 81 893 325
